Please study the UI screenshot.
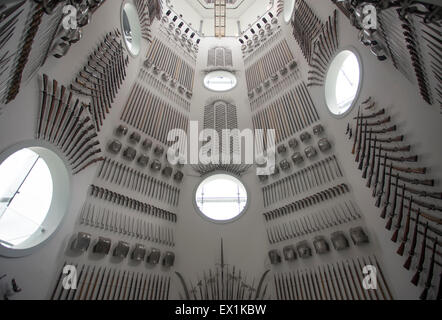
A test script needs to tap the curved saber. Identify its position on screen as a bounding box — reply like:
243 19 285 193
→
175 271 191 300
254 269 270 300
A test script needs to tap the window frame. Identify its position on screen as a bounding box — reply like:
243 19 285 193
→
284 0 296 24
203 70 238 92
0 141 71 258
324 48 364 119
193 172 250 224
120 0 142 58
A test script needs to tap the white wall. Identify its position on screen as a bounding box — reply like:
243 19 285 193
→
168 0 273 36
0 0 146 299
170 36 270 299
278 1 442 299
238 0 273 32
168 0 204 32
1 0 440 300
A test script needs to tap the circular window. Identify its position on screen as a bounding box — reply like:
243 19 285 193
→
195 174 248 223
204 71 237 92
284 0 296 23
121 2 142 57
0 144 70 257
325 50 362 117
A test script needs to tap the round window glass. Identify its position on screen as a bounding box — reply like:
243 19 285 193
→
195 174 248 223
121 2 141 57
284 0 296 23
325 50 362 117
204 71 237 92
0 145 70 257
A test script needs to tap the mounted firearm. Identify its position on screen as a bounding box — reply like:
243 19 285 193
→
366 137 377 187
411 223 428 285
355 114 364 162
420 238 437 300
353 108 385 119
362 129 372 178
397 197 413 256
375 154 387 205
386 174 399 230
380 164 393 218
391 185 406 242
404 209 421 270
358 122 368 170
352 107 361 155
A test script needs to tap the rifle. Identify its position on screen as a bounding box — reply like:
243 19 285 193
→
371 144 411 153
351 107 361 154
411 223 428 285
387 174 433 188
358 122 368 170
366 138 377 187
392 184 442 200
369 135 404 143
391 185 406 242
380 164 393 218
375 154 387 205
351 107 360 154
362 129 372 178
420 238 437 300
355 115 364 162
397 197 413 255
353 109 385 119
361 125 397 135
404 209 421 270
37 74 48 138
386 174 399 229
380 164 427 175
43 79 58 139
365 116 391 126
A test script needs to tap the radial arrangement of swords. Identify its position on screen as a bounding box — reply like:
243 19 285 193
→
176 240 271 300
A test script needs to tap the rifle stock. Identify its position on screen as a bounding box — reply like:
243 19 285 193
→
404 209 421 270
411 223 428 285
380 164 393 218
420 237 437 300
397 197 413 256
